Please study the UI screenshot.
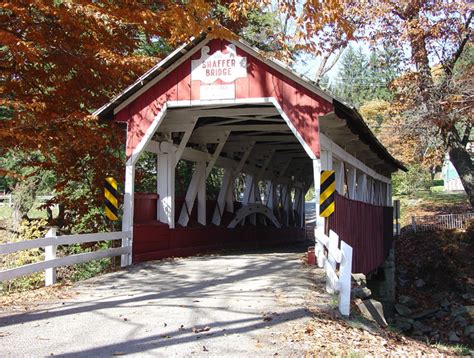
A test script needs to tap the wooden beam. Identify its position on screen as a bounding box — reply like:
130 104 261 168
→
319 133 391 184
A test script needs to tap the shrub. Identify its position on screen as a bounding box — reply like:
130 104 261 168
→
0 219 48 293
392 165 432 195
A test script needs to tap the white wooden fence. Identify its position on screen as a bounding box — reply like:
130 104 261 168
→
411 212 474 232
0 193 12 207
0 228 131 286
0 194 54 207
314 228 353 316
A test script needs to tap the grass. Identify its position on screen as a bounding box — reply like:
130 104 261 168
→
0 203 59 221
329 293 339 309
394 185 470 225
431 343 471 356
0 206 11 219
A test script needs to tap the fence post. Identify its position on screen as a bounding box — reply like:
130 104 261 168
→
411 216 417 233
315 227 326 268
326 230 339 294
339 241 353 316
393 200 400 236
45 227 57 286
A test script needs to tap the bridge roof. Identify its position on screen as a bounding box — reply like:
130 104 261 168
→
94 34 406 173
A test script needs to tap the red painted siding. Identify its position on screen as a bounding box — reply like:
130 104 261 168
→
132 224 305 263
134 193 158 223
328 193 393 274
132 191 306 263
115 39 332 158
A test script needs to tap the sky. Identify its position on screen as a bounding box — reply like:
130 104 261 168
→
293 41 371 84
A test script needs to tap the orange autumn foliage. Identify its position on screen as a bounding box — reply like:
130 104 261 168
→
0 1 351 226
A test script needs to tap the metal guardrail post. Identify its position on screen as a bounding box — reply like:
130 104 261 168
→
45 227 57 286
411 216 417 233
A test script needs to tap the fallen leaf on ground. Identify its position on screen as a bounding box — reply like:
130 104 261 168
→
193 326 211 333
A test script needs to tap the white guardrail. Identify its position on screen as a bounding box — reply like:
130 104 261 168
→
0 228 131 286
411 212 474 232
315 228 353 316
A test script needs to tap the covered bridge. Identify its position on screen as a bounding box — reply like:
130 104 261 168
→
95 35 405 275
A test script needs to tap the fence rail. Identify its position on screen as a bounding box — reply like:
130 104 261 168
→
411 212 474 232
0 229 131 285
0 194 54 207
0 193 12 207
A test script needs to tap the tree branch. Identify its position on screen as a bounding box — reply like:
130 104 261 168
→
461 123 472 146
444 11 473 76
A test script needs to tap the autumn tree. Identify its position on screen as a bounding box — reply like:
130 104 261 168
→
351 1 473 206
0 1 351 229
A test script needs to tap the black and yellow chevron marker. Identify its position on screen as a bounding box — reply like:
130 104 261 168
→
104 177 119 221
319 170 335 218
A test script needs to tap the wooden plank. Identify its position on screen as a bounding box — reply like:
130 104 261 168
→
56 231 131 246
0 231 131 255
0 247 130 282
0 237 55 255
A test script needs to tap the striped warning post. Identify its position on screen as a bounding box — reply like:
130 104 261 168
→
104 177 119 221
320 170 335 218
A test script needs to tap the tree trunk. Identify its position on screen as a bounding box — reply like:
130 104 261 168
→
446 134 474 207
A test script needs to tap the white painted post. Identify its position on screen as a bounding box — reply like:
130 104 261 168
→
122 163 135 267
356 172 367 202
178 160 206 227
326 230 339 294
300 188 305 228
366 178 373 204
266 180 275 209
212 168 233 225
320 149 333 170
293 188 304 228
44 227 57 286
334 160 345 194
178 133 228 227
411 216 417 233
281 184 290 226
314 227 326 268
347 167 357 200
242 174 254 205
312 159 324 230
394 199 400 236
338 240 353 316
157 141 176 228
249 181 257 225
370 179 376 204
225 180 234 213
197 161 206 226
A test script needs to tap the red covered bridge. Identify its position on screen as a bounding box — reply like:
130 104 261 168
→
95 35 405 275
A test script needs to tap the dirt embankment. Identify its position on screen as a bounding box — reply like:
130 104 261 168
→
393 222 474 347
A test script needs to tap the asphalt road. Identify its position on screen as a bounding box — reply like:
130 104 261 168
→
1 245 328 357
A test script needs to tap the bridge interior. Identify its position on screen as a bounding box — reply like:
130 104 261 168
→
130 102 314 262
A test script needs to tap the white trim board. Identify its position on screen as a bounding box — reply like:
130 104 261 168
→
173 98 316 160
319 133 390 184
129 98 317 163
